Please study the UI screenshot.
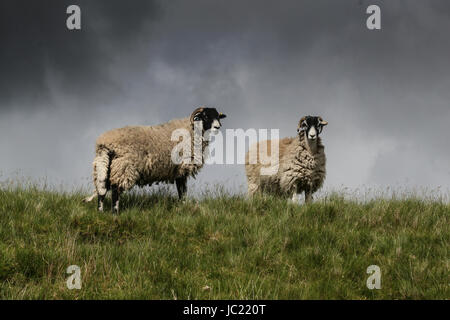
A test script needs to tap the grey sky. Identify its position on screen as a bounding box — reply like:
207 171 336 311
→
0 0 449 195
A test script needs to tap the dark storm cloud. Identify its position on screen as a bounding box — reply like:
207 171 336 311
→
0 0 449 193
0 0 161 111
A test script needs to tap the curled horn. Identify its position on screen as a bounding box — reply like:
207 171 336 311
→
297 116 306 131
190 106 205 124
318 116 328 126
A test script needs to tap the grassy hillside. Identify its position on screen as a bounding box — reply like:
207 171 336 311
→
0 186 448 299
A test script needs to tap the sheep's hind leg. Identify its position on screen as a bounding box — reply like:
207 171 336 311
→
175 177 187 200
111 185 120 214
98 194 105 212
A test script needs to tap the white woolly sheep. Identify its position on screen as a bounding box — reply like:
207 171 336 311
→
84 107 227 213
245 115 328 203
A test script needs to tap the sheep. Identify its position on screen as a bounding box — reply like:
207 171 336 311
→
83 106 227 213
245 115 328 203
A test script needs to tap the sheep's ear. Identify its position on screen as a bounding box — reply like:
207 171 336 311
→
219 113 226 119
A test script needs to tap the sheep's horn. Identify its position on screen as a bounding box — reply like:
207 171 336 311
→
318 116 328 126
298 116 306 129
190 106 205 123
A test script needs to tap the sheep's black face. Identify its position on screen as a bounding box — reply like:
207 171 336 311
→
298 116 328 141
192 107 227 132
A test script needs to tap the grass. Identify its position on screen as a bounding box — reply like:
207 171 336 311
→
0 184 448 299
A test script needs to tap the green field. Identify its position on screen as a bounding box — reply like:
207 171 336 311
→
0 185 448 299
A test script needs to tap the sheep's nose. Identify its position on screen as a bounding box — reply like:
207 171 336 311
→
212 119 221 130
309 133 316 139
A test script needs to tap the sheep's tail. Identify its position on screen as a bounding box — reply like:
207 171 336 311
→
82 191 97 203
93 148 111 197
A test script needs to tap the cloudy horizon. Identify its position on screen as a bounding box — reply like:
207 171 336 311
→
1 0 449 197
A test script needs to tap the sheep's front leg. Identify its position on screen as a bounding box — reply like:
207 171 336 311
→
247 182 259 198
305 189 313 204
290 192 300 204
289 184 302 205
175 177 187 200
98 194 105 212
111 185 120 214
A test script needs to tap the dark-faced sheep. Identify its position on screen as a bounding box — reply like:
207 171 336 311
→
245 115 328 203
84 107 227 213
